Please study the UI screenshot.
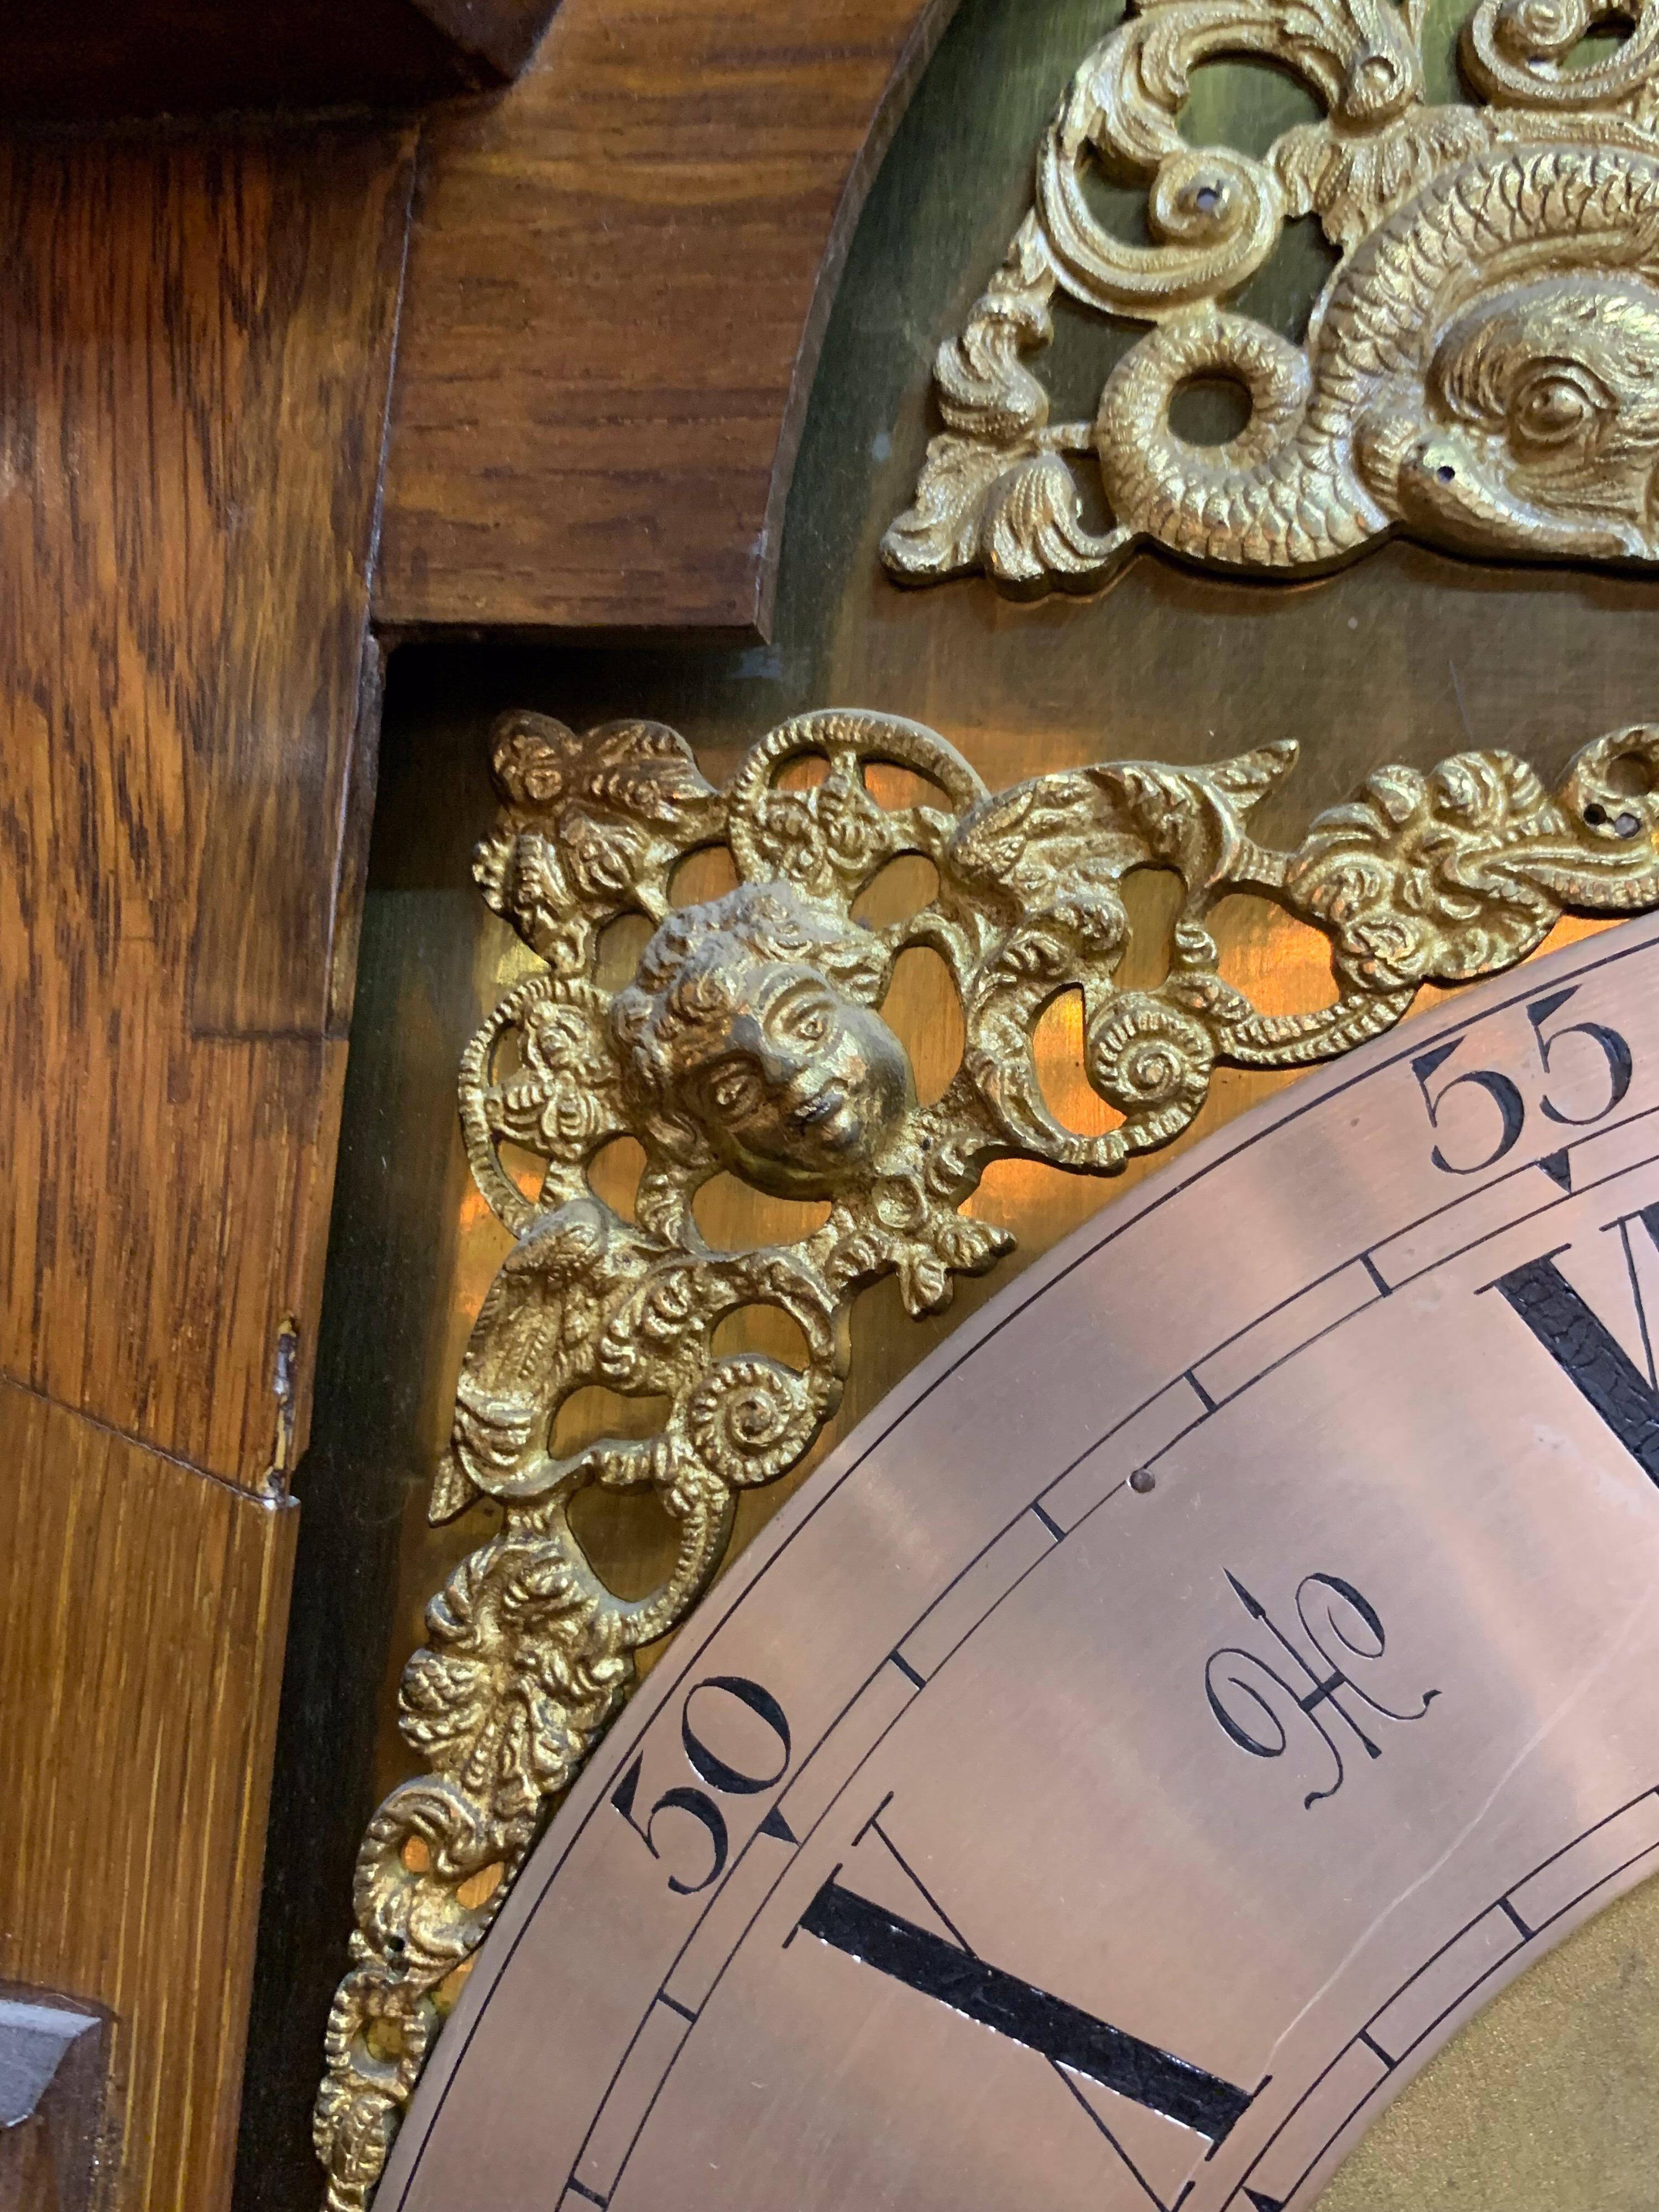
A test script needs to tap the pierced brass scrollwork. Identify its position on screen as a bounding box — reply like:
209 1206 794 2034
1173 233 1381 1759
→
314 706 1659 2205
883 0 1659 593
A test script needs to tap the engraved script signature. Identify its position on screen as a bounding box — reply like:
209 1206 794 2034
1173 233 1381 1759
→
1206 1572 1441 1808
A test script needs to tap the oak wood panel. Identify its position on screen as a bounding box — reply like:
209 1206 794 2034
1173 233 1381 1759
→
374 0 960 638
0 124 414 1491
0 1379 298 2212
0 121 418 2211
0 0 559 121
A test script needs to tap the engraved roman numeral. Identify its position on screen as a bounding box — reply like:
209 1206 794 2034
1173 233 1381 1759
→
797 1874 1253 2144
1489 1203 1659 1482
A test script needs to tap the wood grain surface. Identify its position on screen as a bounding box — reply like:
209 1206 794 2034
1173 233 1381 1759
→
0 1379 298 2211
0 0 559 119
374 0 960 638
0 125 414 1489
0 119 416 2211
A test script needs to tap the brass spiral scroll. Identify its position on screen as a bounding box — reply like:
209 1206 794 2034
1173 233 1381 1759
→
883 0 1659 594
315 706 1659 2207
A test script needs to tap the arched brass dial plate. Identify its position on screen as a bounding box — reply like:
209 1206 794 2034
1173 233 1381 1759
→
378 911 1659 2212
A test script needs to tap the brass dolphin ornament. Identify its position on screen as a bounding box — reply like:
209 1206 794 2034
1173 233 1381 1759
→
884 0 1659 593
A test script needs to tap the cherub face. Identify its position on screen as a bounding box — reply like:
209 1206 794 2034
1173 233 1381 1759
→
679 961 912 1198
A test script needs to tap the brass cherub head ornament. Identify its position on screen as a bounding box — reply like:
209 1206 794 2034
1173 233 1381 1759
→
883 0 1659 593
613 884 915 1198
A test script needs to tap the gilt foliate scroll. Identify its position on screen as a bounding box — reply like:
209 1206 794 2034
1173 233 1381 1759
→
315 708 1659 2207
883 0 1659 593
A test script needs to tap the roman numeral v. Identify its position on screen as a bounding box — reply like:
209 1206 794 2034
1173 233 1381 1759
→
1488 1202 1659 1483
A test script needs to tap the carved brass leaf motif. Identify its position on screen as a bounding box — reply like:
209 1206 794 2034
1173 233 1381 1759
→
316 708 1659 2207
883 0 1659 593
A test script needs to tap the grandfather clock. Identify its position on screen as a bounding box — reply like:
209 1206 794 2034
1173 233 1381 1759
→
9 3 1659 2209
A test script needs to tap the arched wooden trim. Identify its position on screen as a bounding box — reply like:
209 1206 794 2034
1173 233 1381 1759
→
0 0 557 117
374 0 964 640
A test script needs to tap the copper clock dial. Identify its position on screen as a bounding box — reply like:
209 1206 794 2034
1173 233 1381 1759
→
380 915 1659 2212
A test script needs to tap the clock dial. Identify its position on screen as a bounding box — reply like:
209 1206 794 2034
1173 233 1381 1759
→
378 914 1659 2212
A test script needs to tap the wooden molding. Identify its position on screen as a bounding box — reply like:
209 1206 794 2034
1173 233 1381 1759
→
374 0 962 639
0 0 559 120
